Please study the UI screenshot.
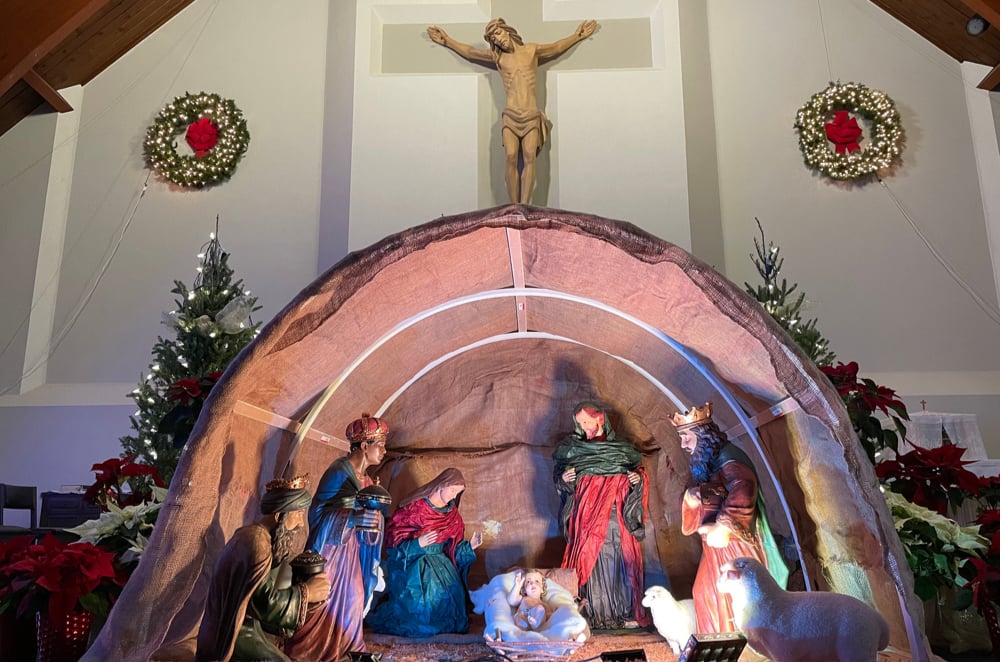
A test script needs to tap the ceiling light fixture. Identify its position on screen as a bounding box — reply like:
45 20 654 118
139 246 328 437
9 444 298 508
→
966 13 989 36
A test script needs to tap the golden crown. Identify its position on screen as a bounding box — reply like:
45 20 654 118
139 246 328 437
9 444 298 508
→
266 474 310 491
671 402 713 431
346 413 389 444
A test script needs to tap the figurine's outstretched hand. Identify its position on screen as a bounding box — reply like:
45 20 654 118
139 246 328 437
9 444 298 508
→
576 20 597 39
471 531 484 550
427 25 448 45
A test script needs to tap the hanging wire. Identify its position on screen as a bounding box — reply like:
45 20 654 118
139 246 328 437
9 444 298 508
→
878 177 1000 324
0 175 152 396
0 0 223 397
817 0 834 81
814 0 997 326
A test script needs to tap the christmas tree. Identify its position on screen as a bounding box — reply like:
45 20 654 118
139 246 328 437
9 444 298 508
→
744 218 836 366
119 222 261 485
744 219 907 460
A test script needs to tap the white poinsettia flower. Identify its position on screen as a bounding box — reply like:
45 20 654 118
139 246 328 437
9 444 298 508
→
118 532 150 565
67 509 128 543
883 491 987 555
151 486 168 502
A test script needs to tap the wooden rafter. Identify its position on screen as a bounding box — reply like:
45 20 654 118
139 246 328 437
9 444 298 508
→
958 0 1000 28
0 0 112 99
22 69 72 113
978 64 1000 90
959 0 1001 88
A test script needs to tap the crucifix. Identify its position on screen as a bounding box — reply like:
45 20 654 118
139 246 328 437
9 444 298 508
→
428 17 597 204
380 1 653 207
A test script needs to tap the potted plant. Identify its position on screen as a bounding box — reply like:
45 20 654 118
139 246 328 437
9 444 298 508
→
0 533 122 660
68 484 167 576
876 442 984 517
82 454 164 510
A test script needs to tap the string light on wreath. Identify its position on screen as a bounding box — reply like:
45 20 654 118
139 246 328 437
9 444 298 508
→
794 81 903 181
144 92 250 188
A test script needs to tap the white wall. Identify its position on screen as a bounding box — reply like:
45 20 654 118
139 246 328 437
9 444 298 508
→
704 0 999 453
0 0 997 506
0 0 330 495
347 0 693 250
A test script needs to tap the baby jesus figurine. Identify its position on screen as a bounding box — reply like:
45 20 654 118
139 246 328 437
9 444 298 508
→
507 569 553 631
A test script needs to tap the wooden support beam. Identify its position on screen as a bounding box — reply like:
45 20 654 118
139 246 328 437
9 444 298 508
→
978 64 1000 90
0 0 112 97
22 68 72 112
958 0 1000 28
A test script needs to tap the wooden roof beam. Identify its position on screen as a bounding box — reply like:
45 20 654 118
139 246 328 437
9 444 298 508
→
958 0 1000 29
22 69 73 112
960 1 1000 89
0 0 112 97
977 64 1000 90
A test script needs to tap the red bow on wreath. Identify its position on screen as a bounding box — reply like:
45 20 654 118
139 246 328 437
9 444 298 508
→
825 110 862 154
185 118 219 158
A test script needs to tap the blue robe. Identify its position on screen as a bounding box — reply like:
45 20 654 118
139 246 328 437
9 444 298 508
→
366 498 476 637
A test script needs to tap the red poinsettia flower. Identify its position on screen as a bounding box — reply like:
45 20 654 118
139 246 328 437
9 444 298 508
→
83 455 164 510
825 110 862 153
819 361 859 397
168 377 203 404
167 371 224 405
185 117 219 158
0 535 121 621
876 443 983 515
819 361 907 417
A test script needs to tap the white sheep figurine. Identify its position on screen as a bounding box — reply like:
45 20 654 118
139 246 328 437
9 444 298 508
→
641 585 697 655
717 556 890 662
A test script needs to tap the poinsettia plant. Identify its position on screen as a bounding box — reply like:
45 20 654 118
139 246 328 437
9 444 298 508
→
819 360 909 460
883 490 987 602
69 486 167 573
875 442 983 517
159 371 223 449
83 454 165 510
0 534 124 621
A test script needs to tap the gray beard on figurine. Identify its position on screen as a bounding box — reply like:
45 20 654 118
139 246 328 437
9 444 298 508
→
718 557 890 662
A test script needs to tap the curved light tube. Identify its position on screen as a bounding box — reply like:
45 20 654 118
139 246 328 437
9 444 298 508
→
290 287 809 586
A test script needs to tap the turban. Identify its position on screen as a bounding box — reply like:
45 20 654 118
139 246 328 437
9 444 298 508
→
260 487 312 515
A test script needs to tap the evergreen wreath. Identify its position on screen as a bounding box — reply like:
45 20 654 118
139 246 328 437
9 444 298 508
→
143 92 250 188
794 81 903 181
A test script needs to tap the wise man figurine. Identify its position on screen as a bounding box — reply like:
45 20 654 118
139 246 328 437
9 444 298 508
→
427 17 597 204
673 402 789 634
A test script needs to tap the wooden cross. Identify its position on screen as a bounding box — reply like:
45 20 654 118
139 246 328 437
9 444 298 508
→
377 0 654 207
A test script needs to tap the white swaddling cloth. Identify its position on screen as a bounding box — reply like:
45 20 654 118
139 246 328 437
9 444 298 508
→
469 571 589 643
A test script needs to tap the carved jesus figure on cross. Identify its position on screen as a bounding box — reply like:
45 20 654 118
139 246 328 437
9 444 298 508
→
427 17 597 204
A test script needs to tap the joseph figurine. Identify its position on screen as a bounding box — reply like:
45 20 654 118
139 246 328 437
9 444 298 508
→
552 401 651 630
427 17 597 204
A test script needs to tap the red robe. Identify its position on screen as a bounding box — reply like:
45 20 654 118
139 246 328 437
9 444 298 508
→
560 470 651 627
682 458 770 633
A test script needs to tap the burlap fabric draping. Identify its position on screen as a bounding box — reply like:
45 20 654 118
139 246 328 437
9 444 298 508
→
82 205 929 660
